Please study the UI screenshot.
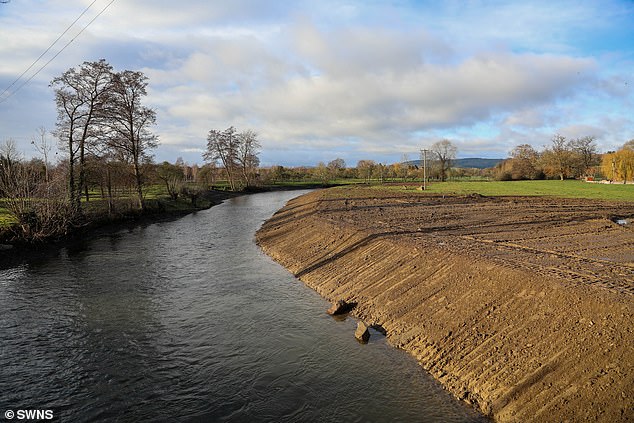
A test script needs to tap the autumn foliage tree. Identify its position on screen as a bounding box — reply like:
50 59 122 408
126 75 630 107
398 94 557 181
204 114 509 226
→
602 141 634 183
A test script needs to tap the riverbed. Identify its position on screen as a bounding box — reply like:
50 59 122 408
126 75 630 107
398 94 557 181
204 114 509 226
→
0 191 484 422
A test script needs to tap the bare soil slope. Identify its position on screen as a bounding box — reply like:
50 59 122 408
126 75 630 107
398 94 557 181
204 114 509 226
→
256 187 634 422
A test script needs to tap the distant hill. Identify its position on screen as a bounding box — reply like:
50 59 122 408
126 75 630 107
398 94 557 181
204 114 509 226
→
454 158 504 169
405 157 504 169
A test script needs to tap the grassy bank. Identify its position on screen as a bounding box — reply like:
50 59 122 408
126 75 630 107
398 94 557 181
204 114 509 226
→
0 189 238 246
379 179 634 202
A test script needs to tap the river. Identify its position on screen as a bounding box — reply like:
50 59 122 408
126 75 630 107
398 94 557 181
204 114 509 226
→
0 191 485 422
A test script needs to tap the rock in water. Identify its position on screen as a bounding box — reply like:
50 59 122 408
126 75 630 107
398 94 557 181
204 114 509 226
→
355 321 370 343
326 299 355 315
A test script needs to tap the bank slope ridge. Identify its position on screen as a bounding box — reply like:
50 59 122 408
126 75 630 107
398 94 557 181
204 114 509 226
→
256 187 634 423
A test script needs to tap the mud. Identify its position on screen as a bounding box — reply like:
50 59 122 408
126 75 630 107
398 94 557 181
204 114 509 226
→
256 186 634 422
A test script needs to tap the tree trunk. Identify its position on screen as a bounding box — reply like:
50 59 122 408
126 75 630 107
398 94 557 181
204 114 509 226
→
133 160 145 211
106 165 114 215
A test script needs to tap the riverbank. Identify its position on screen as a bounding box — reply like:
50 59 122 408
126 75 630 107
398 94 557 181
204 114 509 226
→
0 189 242 255
256 186 634 422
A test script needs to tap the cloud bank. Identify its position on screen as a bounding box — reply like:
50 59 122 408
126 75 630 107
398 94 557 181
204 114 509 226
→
1 0 633 165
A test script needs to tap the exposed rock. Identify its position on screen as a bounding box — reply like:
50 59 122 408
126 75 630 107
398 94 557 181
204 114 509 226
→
355 321 370 343
326 299 356 315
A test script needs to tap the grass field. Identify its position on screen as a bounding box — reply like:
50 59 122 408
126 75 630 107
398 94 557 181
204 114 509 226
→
382 180 634 202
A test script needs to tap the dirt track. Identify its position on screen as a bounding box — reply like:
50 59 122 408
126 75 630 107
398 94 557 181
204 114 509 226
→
256 186 634 422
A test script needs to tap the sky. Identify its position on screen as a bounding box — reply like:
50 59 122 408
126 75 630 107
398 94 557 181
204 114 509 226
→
1 0 633 167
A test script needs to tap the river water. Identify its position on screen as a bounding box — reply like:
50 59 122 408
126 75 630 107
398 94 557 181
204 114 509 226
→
0 191 485 422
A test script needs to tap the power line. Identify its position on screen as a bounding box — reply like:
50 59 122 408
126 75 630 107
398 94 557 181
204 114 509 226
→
0 0 116 104
0 0 99 101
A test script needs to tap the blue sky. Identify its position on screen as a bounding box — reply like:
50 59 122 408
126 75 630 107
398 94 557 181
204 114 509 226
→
1 0 633 166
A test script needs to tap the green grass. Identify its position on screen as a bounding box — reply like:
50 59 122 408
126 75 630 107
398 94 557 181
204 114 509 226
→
0 205 16 228
380 180 634 202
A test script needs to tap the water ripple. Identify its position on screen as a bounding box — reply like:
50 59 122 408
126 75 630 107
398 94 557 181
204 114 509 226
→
0 191 486 422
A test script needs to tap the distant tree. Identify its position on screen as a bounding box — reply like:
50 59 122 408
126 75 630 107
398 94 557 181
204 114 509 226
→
204 127 240 191
372 163 386 183
357 160 376 183
157 161 185 200
602 143 634 183
508 144 542 180
430 139 457 182
312 162 330 183
327 158 346 179
197 163 218 187
31 126 53 182
236 129 261 188
570 136 599 177
541 134 576 180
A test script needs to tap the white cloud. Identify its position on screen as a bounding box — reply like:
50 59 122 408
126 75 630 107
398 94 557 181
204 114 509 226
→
1 0 633 165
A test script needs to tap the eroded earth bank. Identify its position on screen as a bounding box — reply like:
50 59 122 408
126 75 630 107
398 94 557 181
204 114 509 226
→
256 187 634 422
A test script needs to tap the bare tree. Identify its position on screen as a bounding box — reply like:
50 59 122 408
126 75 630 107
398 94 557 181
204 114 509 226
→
30 126 53 182
104 70 158 210
570 136 598 177
236 129 261 188
541 134 576 180
430 139 457 182
51 59 114 213
156 161 184 200
0 141 73 240
204 127 240 191
327 158 346 180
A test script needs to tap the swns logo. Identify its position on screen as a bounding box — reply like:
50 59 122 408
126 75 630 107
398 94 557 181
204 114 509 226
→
4 409 55 420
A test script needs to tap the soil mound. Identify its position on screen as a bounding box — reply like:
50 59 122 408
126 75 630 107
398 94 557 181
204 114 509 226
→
256 187 634 422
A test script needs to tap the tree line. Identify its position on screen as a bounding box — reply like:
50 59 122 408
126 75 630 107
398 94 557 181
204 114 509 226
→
495 135 634 182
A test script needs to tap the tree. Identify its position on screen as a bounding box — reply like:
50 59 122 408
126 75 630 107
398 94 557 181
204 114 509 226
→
197 163 218 187
602 143 634 183
31 126 53 183
156 161 185 200
236 129 261 188
508 144 542 180
570 136 599 177
313 162 330 183
204 127 261 190
0 141 73 240
357 160 375 183
430 139 457 182
51 59 114 213
327 158 346 180
204 127 240 191
104 70 158 210
541 134 575 180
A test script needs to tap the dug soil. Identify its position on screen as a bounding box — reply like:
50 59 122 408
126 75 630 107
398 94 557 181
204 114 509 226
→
256 186 634 422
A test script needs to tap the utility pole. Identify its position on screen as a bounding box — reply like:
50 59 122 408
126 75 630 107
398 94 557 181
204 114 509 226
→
420 149 429 190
